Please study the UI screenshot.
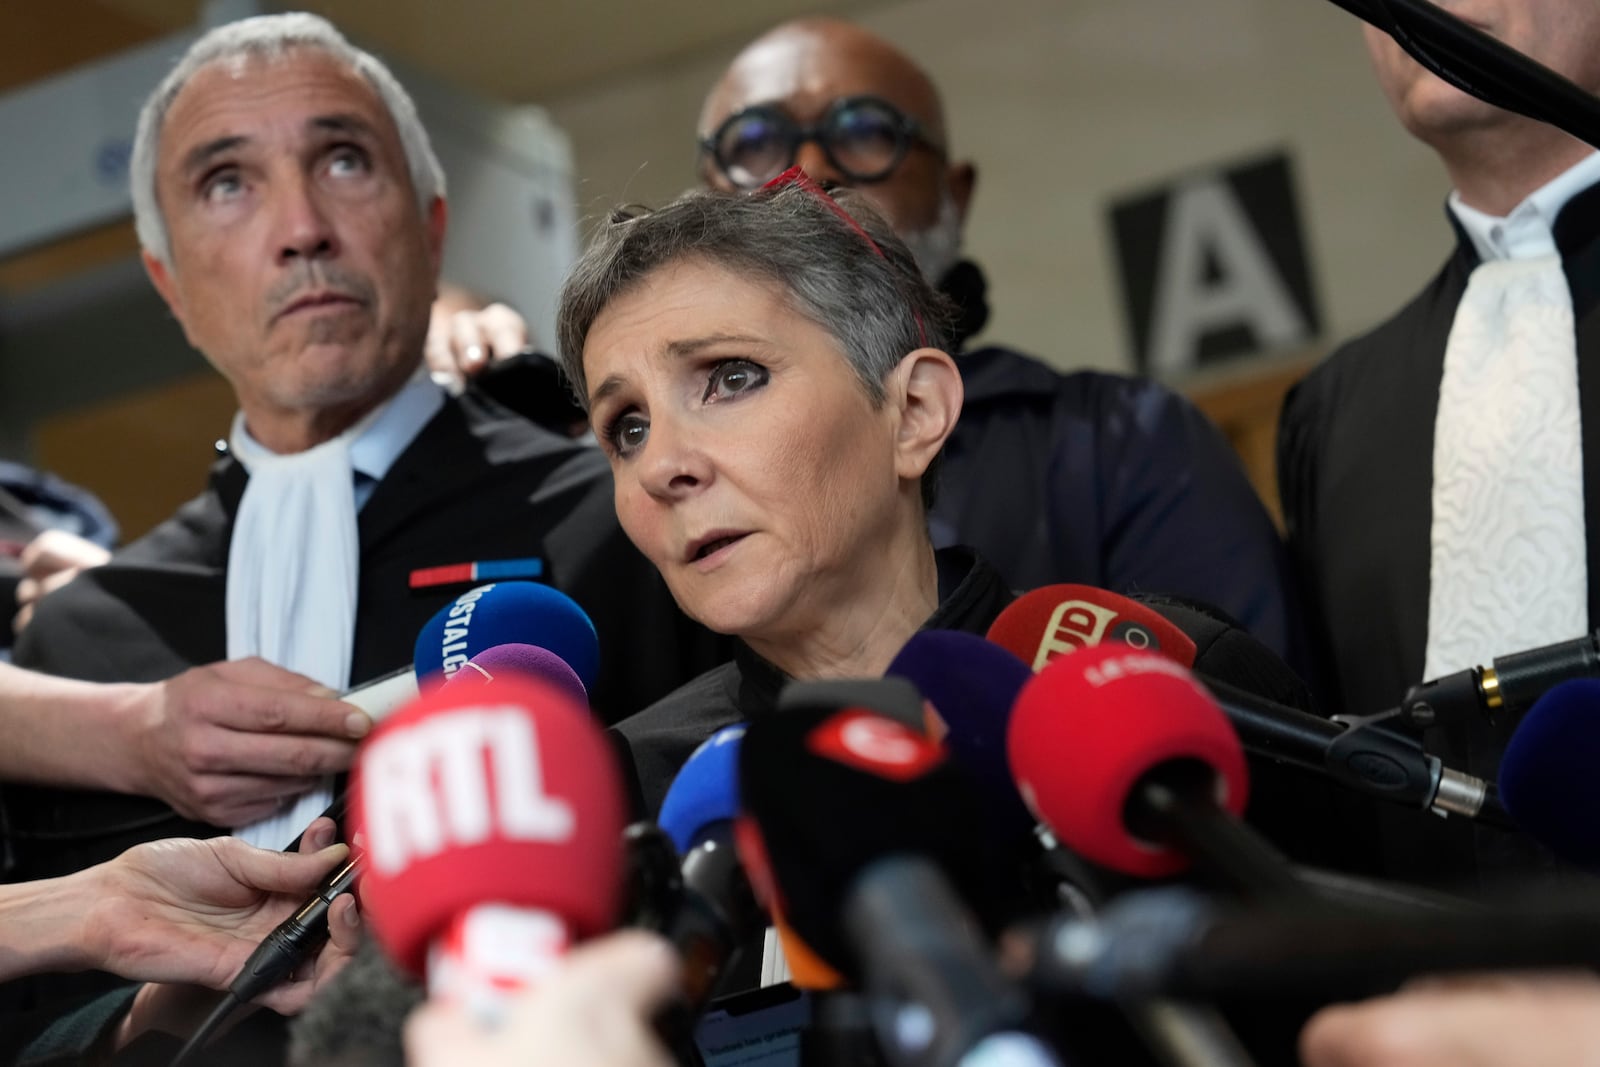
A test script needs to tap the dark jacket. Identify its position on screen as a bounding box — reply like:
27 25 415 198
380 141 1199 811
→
616 546 1014 815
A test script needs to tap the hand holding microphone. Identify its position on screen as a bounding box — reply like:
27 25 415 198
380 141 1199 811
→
0 815 356 1000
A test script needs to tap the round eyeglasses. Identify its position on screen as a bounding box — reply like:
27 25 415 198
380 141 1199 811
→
700 95 946 190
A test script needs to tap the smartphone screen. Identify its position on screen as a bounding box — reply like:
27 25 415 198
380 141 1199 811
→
694 982 810 1067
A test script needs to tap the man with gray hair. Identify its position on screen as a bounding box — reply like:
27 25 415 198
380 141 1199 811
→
6 11 719 987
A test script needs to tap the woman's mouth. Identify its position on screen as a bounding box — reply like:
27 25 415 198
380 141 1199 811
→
689 532 749 565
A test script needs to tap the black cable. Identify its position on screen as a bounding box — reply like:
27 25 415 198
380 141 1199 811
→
170 849 359 1063
169 991 242 1067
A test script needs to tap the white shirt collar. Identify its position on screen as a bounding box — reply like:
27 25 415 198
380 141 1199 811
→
348 366 446 485
1448 151 1600 262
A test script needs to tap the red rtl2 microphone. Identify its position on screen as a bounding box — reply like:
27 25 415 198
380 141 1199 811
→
350 674 626 1019
987 583 1196 671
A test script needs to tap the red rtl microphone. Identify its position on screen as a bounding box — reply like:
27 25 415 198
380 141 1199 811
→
986 584 1196 672
1009 644 1302 901
350 674 626 1019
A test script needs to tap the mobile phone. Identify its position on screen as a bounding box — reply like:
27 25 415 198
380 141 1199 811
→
694 982 811 1067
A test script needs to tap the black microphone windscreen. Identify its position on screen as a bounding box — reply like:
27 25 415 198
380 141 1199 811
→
1129 593 1318 713
737 705 1017 977
287 937 420 1067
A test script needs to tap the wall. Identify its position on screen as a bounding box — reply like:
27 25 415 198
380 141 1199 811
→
540 0 1454 375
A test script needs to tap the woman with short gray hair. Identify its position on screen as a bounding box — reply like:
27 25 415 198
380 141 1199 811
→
557 171 1014 811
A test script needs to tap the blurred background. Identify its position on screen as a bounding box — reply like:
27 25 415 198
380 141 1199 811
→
0 0 1451 539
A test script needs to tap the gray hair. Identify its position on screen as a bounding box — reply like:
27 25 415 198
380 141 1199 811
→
130 12 445 267
557 183 953 407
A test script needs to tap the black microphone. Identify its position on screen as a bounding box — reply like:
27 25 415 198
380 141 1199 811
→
1202 675 1509 827
1401 630 1600 729
736 695 1062 1066
1125 591 1511 828
1028 883 1600 1003
171 853 361 1067
846 856 1065 1067
228 852 361 1002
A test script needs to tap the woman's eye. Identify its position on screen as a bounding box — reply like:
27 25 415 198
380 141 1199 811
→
609 413 649 456
704 360 769 401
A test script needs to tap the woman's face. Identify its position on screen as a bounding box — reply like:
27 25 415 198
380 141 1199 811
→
582 258 912 640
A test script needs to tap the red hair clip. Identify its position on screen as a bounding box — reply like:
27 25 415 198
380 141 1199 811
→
763 165 891 260
760 165 928 347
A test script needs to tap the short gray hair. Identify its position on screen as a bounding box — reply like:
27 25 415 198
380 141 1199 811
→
130 12 445 267
557 183 953 408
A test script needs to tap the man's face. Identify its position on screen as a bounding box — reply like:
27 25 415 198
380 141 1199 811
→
699 24 972 243
145 48 444 449
1364 1 1600 145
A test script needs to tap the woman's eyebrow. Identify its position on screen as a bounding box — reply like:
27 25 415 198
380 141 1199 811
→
663 333 767 358
589 332 771 406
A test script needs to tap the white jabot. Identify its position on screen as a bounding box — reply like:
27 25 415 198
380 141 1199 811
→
1423 156 1600 681
228 369 444 849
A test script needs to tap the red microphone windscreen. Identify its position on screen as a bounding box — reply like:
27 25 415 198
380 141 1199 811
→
350 675 626 976
987 584 1198 672
1008 643 1247 878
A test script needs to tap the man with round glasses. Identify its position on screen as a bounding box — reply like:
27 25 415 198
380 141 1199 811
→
696 18 1308 671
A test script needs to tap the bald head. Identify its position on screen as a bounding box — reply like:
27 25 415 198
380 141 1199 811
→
699 18 974 257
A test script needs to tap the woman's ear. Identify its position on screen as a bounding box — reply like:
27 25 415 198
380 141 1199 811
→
890 348 963 482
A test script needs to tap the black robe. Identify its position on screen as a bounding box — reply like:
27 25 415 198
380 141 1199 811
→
1278 182 1600 887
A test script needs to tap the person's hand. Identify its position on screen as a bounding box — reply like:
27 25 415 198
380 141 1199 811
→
12 528 111 632
126 658 370 826
1300 972 1600 1067
88 818 360 1010
405 930 681 1067
424 300 529 389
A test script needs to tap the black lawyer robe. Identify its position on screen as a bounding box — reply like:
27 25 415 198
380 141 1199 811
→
1279 182 1600 888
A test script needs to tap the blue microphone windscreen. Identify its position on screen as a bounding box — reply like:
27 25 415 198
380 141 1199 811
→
886 630 1034 830
1500 678 1600 870
412 582 599 688
658 725 746 854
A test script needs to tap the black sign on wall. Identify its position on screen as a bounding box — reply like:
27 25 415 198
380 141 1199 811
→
1109 151 1322 376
